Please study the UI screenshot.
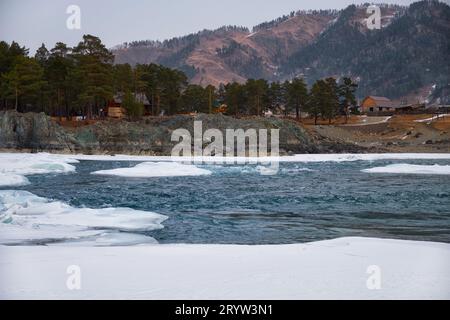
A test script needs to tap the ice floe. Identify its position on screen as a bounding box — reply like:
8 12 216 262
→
91 161 212 178
0 153 77 186
362 164 450 175
0 173 30 187
0 190 167 246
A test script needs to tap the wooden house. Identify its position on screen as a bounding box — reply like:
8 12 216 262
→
107 99 125 119
107 93 151 118
361 96 395 113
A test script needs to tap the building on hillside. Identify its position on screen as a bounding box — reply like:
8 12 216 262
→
360 96 395 113
107 93 151 118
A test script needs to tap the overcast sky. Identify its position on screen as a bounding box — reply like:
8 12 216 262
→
0 0 443 54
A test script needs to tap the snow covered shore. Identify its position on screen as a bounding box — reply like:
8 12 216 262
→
0 237 449 300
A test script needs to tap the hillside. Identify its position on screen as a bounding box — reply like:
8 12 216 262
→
113 1 450 101
282 1 450 99
113 12 337 87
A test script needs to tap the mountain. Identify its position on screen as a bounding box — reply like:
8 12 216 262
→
113 11 337 86
113 1 450 100
282 1 450 99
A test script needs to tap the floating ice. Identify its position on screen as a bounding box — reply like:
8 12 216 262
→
91 161 212 178
362 164 450 175
0 153 77 186
0 173 30 187
0 190 168 246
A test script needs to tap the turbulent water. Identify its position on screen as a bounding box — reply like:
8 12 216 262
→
2 158 450 245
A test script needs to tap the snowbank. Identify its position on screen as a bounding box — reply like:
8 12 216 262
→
362 164 450 175
415 114 450 123
91 161 212 178
0 237 448 300
0 190 167 246
0 153 77 187
343 116 392 126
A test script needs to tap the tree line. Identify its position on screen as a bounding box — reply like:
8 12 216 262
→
0 35 358 123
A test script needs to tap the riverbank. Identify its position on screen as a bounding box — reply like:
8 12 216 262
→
3 111 449 156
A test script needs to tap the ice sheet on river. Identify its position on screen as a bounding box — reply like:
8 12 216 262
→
91 161 212 177
0 190 167 246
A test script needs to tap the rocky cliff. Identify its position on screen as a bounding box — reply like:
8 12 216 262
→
0 111 366 155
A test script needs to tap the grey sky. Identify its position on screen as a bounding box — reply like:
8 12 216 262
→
0 0 439 54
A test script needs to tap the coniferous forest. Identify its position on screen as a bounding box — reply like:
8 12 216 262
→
0 35 358 123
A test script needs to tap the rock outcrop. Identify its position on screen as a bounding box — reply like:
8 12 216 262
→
0 111 366 155
0 111 76 152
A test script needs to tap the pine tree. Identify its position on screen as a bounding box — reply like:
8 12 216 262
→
181 84 208 113
112 64 133 93
323 77 339 124
268 81 284 114
35 44 50 66
285 77 308 120
72 35 114 119
122 90 144 120
206 85 216 114
245 79 268 116
307 80 323 125
0 41 29 109
224 82 245 116
1 56 45 111
339 77 358 123
46 42 74 117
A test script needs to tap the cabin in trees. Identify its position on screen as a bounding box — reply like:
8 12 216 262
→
107 93 151 119
360 96 395 114
107 99 125 119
